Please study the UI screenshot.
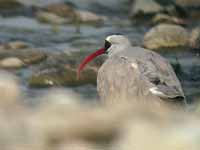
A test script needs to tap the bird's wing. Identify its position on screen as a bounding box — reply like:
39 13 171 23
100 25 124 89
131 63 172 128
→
97 48 185 104
97 54 147 102
136 51 185 101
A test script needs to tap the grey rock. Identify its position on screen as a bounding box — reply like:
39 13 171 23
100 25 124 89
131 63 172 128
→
0 46 46 69
176 0 200 7
29 51 105 87
143 24 189 50
36 11 69 24
152 13 187 25
0 0 23 9
130 0 163 17
0 57 25 68
75 10 106 24
190 27 200 50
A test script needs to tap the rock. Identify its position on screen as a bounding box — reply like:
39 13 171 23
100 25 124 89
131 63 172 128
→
36 8 105 25
41 2 106 24
17 0 63 7
29 51 105 87
0 41 29 52
131 0 188 18
75 10 106 24
36 11 68 24
130 0 163 17
175 0 200 18
0 47 46 69
18 48 47 64
65 0 129 15
143 24 189 50
3 41 29 50
0 0 28 17
176 0 200 7
44 3 76 18
29 66 97 87
190 27 200 49
0 57 25 68
152 13 187 25
0 0 23 9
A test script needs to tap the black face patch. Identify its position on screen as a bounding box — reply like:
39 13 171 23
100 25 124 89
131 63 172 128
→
104 40 111 51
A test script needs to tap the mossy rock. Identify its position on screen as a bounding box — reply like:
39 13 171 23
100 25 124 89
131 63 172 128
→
130 0 163 17
152 14 187 25
43 3 76 18
28 51 106 87
19 48 47 65
0 0 23 9
2 41 29 50
190 27 200 50
143 24 190 50
0 57 25 69
38 3 105 25
29 66 97 87
36 11 69 25
0 47 47 69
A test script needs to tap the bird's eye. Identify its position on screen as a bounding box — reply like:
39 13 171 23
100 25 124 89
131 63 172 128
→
104 40 111 50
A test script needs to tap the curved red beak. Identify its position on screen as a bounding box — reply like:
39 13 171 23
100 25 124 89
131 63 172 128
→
77 48 106 80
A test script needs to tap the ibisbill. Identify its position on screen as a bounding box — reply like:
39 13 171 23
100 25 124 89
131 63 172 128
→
77 35 187 107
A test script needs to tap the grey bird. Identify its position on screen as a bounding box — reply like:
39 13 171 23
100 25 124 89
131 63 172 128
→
77 35 186 107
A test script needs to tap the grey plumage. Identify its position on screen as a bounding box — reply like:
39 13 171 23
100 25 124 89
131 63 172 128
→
97 36 186 106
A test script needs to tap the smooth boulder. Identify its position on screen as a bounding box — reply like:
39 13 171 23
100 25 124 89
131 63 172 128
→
29 51 105 87
143 24 189 50
190 27 200 50
0 57 25 68
130 0 163 17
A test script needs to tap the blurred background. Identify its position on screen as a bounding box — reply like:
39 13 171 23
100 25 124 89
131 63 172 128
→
1 0 200 149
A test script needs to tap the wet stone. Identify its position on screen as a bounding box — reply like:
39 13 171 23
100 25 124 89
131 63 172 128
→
75 10 106 24
18 48 47 64
0 57 25 69
131 0 188 19
130 0 163 17
152 14 187 25
0 47 46 69
3 41 29 50
65 0 127 15
43 3 76 18
37 2 106 25
143 24 189 50
175 0 200 18
176 0 200 7
29 66 97 87
36 11 69 25
0 0 23 9
0 41 29 52
29 51 106 87
190 27 200 50
0 0 30 17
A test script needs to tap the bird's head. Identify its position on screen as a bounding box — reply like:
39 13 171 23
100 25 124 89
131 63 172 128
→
105 35 130 50
77 35 130 79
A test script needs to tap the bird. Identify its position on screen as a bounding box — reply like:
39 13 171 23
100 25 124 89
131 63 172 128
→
77 35 187 107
